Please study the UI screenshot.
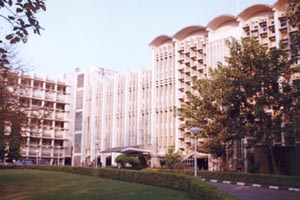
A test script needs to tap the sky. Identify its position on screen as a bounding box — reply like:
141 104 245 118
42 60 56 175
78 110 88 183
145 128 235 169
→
18 0 276 76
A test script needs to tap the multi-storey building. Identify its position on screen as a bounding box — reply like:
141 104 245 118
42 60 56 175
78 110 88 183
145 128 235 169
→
73 0 299 171
73 68 153 167
3 72 73 165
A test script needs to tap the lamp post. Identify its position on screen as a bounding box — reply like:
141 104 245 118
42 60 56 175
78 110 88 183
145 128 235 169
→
58 147 60 166
95 140 99 168
191 127 201 177
35 149 39 165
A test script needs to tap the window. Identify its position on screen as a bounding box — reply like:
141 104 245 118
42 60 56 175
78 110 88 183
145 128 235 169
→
280 20 287 27
75 112 82 131
77 74 84 88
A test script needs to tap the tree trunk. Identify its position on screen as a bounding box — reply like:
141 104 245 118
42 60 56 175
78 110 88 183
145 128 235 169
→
0 120 5 161
268 145 280 175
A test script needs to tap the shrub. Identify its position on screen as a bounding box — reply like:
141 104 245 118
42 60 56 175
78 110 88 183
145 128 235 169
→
165 146 181 169
115 154 140 168
142 168 300 188
173 162 187 170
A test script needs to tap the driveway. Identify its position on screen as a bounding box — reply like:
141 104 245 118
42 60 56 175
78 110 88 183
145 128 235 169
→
209 182 300 200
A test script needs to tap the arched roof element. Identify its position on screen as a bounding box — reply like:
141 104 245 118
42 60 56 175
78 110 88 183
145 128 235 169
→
207 14 237 31
149 35 173 48
238 4 273 21
273 0 288 11
173 25 206 41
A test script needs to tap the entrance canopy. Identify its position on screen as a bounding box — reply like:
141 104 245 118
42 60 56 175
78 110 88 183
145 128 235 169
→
182 152 209 161
100 146 151 155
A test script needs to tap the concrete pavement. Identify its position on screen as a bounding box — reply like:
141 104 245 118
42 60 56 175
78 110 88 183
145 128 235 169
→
209 182 300 200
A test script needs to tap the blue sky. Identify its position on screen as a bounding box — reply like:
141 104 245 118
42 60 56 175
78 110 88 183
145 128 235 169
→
19 0 275 76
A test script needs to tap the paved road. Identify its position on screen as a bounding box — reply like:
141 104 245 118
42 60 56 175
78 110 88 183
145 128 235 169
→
209 182 300 200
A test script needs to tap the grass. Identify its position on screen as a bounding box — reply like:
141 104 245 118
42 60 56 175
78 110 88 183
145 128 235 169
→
0 169 192 200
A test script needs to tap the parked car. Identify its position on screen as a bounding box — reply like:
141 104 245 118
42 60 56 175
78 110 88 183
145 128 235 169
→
22 159 33 165
14 161 23 166
38 160 49 165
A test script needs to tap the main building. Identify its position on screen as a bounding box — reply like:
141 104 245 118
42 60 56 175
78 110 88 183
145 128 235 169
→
71 0 299 171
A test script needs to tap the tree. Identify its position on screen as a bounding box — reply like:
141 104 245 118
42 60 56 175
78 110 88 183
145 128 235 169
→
177 72 230 163
0 0 46 162
0 0 46 67
0 65 31 162
115 154 140 168
285 0 300 64
221 38 297 175
177 38 299 174
164 146 182 169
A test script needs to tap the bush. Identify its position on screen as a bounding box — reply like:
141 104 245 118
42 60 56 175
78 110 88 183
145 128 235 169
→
115 154 140 168
173 162 187 170
143 168 300 188
165 146 181 169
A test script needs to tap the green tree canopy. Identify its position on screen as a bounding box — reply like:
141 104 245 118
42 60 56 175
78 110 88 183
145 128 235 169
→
164 146 182 169
115 154 140 168
0 0 46 162
177 37 299 174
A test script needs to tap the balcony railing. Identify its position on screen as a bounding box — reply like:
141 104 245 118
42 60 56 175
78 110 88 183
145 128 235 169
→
32 90 44 98
55 112 65 120
55 131 64 139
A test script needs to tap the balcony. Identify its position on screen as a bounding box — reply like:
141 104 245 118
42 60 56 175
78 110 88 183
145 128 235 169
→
177 65 184 73
43 129 54 138
57 93 66 102
55 130 64 139
260 30 268 38
178 82 184 90
289 26 299 33
31 131 41 137
191 69 197 78
41 148 52 156
184 59 190 66
178 93 185 101
242 24 250 31
29 148 40 156
178 73 184 82
54 149 64 157
279 20 288 33
184 136 191 143
55 112 66 120
19 89 31 96
196 41 205 50
32 90 44 98
279 26 288 33
184 67 190 75
45 92 55 100
178 56 184 64
21 149 27 156
178 46 184 53
178 131 184 139
268 34 275 41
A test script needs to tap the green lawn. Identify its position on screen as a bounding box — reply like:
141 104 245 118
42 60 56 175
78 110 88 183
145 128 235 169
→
0 169 192 200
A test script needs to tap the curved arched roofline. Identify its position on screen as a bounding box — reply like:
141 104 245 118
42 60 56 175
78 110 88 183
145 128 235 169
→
238 4 273 21
207 14 237 31
273 0 288 10
149 35 173 48
173 25 206 41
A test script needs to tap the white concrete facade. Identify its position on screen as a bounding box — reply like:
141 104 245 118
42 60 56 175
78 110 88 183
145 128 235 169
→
5 72 73 165
72 0 299 170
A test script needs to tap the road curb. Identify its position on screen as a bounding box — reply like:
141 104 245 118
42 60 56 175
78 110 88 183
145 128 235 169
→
202 178 300 192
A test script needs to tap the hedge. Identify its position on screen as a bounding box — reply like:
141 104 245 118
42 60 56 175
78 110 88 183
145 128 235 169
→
144 168 300 188
3 165 238 200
